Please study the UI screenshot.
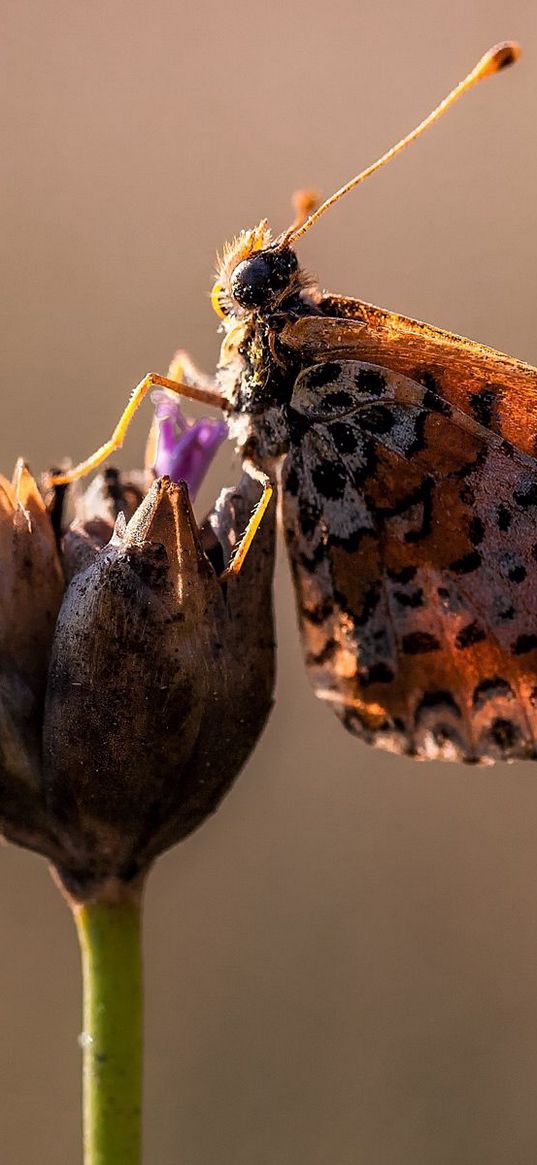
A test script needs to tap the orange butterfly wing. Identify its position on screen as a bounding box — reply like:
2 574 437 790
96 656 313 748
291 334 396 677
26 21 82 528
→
281 357 537 761
280 297 537 456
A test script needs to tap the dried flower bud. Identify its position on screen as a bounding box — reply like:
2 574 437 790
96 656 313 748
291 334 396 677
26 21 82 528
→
43 473 275 899
0 389 275 899
0 463 64 851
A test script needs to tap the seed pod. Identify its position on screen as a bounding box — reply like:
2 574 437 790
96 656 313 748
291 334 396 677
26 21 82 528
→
43 473 275 900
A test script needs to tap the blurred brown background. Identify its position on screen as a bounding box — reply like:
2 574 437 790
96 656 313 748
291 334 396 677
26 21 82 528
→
2 1 537 1162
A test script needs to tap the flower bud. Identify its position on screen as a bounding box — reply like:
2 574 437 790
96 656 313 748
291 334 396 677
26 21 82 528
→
43 473 275 899
150 390 228 498
0 463 64 852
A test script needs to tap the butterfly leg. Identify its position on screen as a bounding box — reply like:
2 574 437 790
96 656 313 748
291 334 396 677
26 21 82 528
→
50 371 225 487
222 463 274 578
144 350 222 470
166 349 219 395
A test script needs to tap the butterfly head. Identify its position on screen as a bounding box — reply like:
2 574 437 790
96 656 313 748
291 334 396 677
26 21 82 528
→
212 221 301 320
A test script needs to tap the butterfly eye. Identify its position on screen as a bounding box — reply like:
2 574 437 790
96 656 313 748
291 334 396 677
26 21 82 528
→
230 248 298 311
211 280 227 319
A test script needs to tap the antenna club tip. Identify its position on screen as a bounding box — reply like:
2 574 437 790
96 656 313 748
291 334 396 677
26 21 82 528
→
479 40 521 77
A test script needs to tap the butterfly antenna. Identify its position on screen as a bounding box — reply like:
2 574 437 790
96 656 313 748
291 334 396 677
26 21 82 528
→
284 41 520 246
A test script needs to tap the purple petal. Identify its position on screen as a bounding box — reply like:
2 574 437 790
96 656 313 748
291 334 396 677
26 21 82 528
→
151 390 228 499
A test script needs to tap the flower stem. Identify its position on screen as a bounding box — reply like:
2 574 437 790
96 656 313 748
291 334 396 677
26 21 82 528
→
73 884 144 1165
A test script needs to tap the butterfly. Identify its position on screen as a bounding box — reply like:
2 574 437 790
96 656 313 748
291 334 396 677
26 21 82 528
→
51 41 537 764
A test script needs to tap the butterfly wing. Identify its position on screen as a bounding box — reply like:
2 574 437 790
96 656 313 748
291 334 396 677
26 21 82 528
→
280 299 537 456
282 359 537 761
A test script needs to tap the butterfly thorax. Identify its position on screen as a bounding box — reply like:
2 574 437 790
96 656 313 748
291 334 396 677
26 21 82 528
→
217 286 322 464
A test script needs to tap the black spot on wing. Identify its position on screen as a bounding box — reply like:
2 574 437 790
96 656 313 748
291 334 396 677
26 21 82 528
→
355 367 387 397
509 564 527 584
498 552 527 584
468 516 485 546
489 717 520 752
449 551 482 574
329 421 357 455
386 566 417 587
306 362 342 389
306 638 338 666
494 599 515 622
456 621 486 649
354 583 382 627
392 587 424 608
311 459 347 501
302 600 334 626
359 662 395 686
298 498 320 538
472 676 514 709
496 504 512 531
402 631 441 654
513 481 537 509
387 565 417 584
513 634 537 655
415 690 462 718
362 405 396 435
324 390 355 411
469 387 496 428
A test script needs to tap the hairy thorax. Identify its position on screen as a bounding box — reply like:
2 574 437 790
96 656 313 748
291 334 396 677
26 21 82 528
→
217 292 322 466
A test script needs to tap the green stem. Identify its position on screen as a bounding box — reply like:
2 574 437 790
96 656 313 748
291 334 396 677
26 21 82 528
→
73 884 144 1165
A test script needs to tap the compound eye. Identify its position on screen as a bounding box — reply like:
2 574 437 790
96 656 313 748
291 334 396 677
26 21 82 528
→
230 249 298 310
